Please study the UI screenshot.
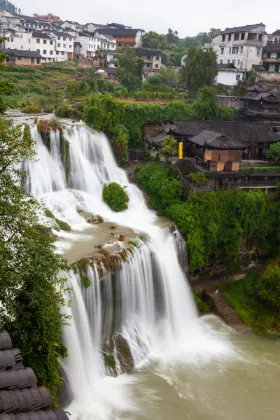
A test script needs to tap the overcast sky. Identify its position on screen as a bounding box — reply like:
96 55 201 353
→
15 0 279 37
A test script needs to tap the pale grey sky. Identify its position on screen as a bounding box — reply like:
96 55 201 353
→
15 0 279 37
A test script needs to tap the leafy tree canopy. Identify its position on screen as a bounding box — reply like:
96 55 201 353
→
266 142 280 162
180 47 217 96
102 182 129 212
0 37 13 113
159 135 178 162
116 49 143 91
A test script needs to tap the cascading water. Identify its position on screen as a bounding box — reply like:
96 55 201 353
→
25 119 236 419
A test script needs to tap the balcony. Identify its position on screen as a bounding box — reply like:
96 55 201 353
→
263 57 280 63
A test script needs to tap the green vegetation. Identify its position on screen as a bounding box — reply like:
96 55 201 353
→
192 290 211 314
180 47 217 97
0 121 68 400
159 135 178 162
266 142 280 162
44 209 71 231
102 182 129 212
239 166 280 173
190 172 207 186
136 163 280 272
116 49 144 91
221 273 280 338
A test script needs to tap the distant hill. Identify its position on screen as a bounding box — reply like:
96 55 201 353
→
0 0 17 14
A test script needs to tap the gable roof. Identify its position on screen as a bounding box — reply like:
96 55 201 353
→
32 31 52 39
172 120 280 144
244 92 280 102
272 30 280 35
97 28 141 37
221 23 265 34
189 130 245 149
0 330 68 419
136 48 162 57
264 43 280 53
2 48 42 58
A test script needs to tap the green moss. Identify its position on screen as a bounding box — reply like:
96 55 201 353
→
81 274 91 288
55 218 71 232
102 344 116 371
128 240 139 248
45 208 55 219
192 290 211 314
62 139 71 186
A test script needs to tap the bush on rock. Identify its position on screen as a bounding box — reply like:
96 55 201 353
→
102 182 129 212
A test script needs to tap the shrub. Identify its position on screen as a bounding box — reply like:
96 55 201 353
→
102 182 129 212
190 172 207 186
256 258 280 310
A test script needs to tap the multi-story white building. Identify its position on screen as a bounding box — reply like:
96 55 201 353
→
50 31 74 61
75 31 116 58
32 32 56 63
262 30 280 73
211 23 267 71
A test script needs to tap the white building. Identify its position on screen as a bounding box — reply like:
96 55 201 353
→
216 63 246 86
50 31 74 61
0 10 21 31
262 30 280 73
4 30 32 50
32 32 56 63
211 23 267 71
76 31 116 58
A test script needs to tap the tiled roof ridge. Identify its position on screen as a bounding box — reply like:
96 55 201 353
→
0 331 68 419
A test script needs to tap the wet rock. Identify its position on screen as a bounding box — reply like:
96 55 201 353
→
118 235 125 242
78 210 104 224
113 334 134 374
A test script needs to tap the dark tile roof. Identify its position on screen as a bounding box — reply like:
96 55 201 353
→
246 85 269 93
97 28 141 37
0 331 68 419
32 31 52 39
102 67 117 74
2 49 42 59
51 31 73 38
136 48 162 57
244 92 280 102
252 64 266 72
218 63 236 69
173 120 280 144
221 23 265 34
189 130 245 149
272 30 280 35
264 43 280 53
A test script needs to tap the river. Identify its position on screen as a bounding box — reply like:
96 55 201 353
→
18 114 280 420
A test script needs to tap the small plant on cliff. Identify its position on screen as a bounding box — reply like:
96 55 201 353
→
159 135 178 163
102 182 129 212
190 172 207 186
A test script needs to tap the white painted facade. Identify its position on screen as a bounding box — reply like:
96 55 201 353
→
76 32 116 58
32 33 56 62
4 30 32 50
51 32 74 61
0 10 21 30
216 69 246 86
211 24 267 71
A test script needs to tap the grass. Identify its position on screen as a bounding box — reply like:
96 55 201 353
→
220 273 280 339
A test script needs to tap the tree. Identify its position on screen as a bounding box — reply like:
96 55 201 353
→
0 122 68 399
193 86 220 119
159 135 178 162
142 31 167 50
102 182 129 212
267 142 280 162
160 66 180 83
116 49 144 91
180 47 217 97
0 37 13 114
167 28 179 44
208 28 221 41
256 258 280 310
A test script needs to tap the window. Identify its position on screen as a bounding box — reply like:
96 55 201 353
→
56 51 59 55
257 48 261 56
229 47 231 54
258 34 263 41
50 40 53 45
232 47 239 54
155 64 158 68
228 34 231 41
238 59 240 65
241 33 245 40
221 47 224 55
43 50 46 54
277 53 280 59
232 59 236 65
10 37 13 42
36 39 40 43
50 50 53 55
107 43 109 48
58 43 60 47
69 45 72 49
58 37 61 40
63 43 66 48
156 56 159 60
31 58 34 64
36 49 40 53
220 60 223 64
228 59 230 64
240 46 243 53
63 37 66 41
267 52 271 58
222 35 225 42
18 57 21 60
61 51 65 55
43 40 46 44
236 74 240 80
147 56 151 60
234 33 239 40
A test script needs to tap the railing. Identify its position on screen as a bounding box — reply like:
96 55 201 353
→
263 57 280 63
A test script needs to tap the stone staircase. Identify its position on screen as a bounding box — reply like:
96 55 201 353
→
206 290 250 333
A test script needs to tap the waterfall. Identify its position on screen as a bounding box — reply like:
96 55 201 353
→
25 120 232 419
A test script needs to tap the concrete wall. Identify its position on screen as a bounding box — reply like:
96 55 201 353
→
257 71 280 83
218 95 245 109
